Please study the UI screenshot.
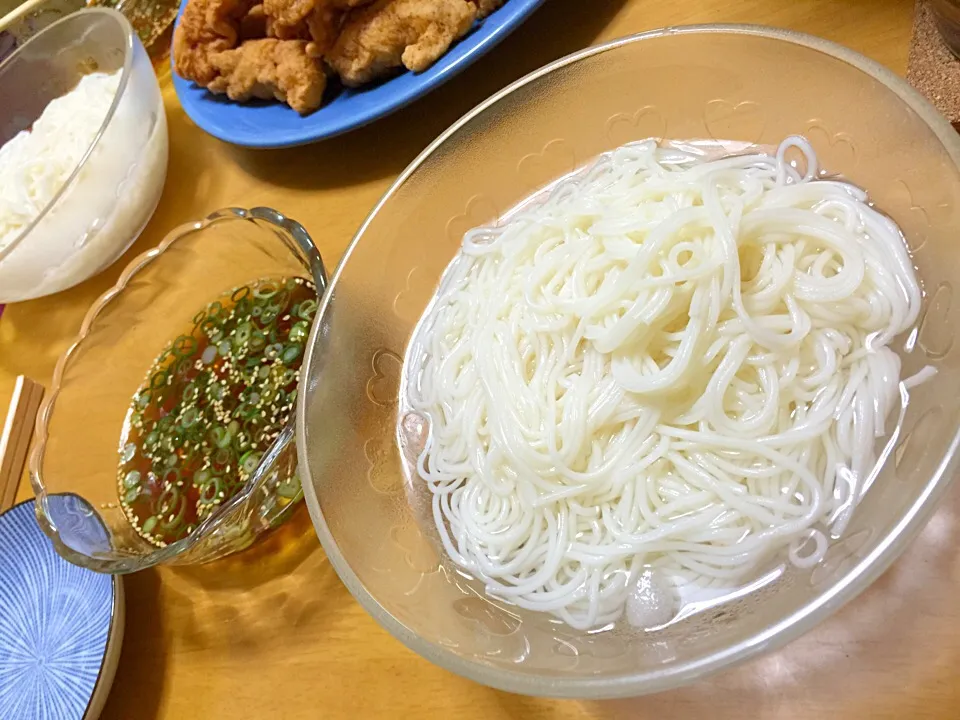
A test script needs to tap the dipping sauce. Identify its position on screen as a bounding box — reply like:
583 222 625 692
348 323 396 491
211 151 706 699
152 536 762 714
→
117 276 317 547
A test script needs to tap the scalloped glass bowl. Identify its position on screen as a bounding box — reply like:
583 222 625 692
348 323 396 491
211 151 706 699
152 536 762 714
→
0 7 168 303
298 27 960 698
30 207 327 573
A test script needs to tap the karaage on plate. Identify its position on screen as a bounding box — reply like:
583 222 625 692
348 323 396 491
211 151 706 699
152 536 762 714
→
174 0 506 112
327 0 476 86
208 38 328 113
240 4 269 39
263 0 372 55
472 0 504 18
174 0 256 84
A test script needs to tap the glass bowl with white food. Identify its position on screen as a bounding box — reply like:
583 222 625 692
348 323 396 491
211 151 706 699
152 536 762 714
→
0 7 168 303
297 26 960 698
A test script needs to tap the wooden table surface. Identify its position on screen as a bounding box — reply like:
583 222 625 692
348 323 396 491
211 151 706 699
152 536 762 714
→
3 0 959 717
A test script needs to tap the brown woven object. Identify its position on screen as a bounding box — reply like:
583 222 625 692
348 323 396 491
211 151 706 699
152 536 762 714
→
907 1 960 129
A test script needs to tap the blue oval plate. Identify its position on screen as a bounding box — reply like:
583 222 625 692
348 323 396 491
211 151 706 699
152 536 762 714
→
171 0 545 148
0 499 124 720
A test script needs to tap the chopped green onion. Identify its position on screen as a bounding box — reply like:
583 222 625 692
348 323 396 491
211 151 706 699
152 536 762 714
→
297 299 317 320
250 330 267 351
181 407 200 428
277 472 301 498
234 321 252 349
289 321 309 343
240 451 262 475
211 426 232 449
254 283 278 299
198 477 223 505
260 308 279 325
150 370 169 390
173 335 197 357
183 383 199 404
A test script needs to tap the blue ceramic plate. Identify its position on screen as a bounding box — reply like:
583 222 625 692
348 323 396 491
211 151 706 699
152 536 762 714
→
0 499 123 720
171 0 546 148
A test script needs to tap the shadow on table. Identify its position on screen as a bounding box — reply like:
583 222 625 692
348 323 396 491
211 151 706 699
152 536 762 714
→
228 0 629 192
100 569 166 720
173 501 320 590
161 503 348 652
95 505 349 719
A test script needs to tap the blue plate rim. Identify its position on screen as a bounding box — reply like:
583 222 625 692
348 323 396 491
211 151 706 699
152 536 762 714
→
0 497 125 720
171 0 547 148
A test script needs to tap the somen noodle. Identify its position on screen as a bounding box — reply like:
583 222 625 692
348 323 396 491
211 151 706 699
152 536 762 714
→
404 137 927 631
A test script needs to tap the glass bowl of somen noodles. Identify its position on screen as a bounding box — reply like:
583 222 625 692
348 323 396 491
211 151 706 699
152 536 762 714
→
297 25 960 698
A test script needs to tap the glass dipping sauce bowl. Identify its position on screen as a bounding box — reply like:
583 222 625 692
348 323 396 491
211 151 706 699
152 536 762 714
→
30 207 327 573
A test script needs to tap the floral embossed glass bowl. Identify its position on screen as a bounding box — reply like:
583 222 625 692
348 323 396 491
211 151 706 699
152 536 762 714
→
31 207 326 573
297 27 960 698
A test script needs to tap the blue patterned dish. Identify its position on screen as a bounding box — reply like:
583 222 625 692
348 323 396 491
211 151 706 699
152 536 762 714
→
171 0 546 148
0 499 123 720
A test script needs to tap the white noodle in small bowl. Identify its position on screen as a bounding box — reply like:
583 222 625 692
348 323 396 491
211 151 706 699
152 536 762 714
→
0 8 167 303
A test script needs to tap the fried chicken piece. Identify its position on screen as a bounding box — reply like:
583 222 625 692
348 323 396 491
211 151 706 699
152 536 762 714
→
263 0 316 37
208 38 327 114
174 0 256 85
471 0 503 18
263 0 372 56
303 4 344 56
240 4 269 39
327 0 477 86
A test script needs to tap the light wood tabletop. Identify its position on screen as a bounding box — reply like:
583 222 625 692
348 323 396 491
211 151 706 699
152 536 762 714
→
2 0 959 717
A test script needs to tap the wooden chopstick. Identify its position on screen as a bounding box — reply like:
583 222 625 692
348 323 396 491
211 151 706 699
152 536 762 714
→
0 376 44 513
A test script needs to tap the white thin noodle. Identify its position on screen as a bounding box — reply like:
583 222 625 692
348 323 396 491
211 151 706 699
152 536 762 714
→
406 136 925 631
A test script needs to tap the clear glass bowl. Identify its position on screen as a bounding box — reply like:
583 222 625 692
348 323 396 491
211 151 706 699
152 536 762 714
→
31 207 327 573
297 26 960 698
0 7 168 303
